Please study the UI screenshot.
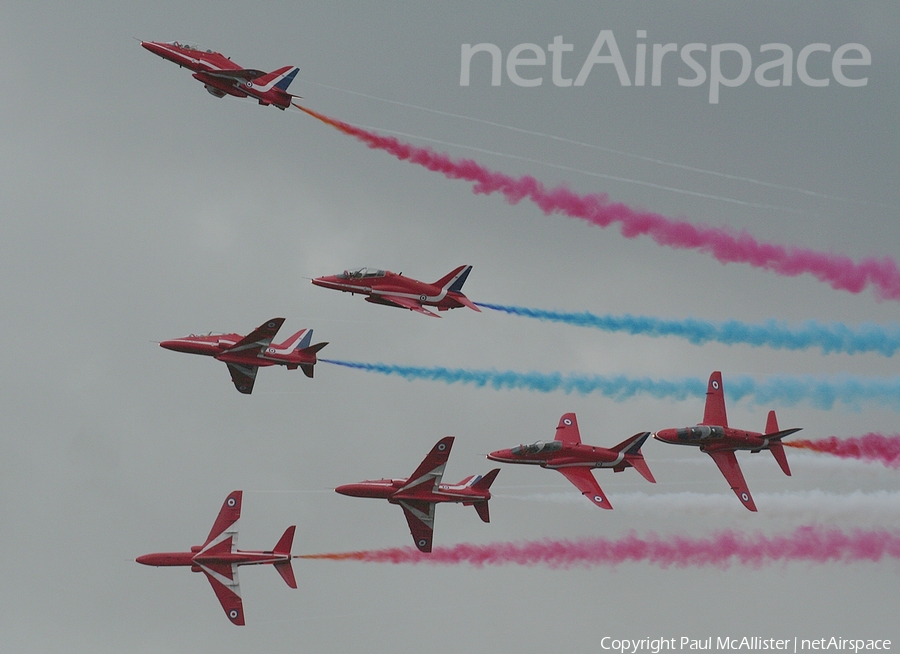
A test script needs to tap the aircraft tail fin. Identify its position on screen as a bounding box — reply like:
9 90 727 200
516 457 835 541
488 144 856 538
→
294 329 313 351
271 328 311 352
253 65 299 92
469 468 500 492
611 431 651 455
274 525 295 556
610 432 656 483
434 265 472 293
763 411 800 477
272 526 297 588
765 410 779 435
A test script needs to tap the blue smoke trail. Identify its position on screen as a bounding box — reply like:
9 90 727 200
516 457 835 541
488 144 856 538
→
476 303 900 357
320 359 900 411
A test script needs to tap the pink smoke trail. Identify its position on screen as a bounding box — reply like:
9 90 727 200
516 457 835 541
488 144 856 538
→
295 104 900 302
786 434 900 468
299 525 900 569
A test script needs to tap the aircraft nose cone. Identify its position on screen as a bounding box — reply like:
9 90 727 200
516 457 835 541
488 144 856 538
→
653 429 676 443
486 449 508 462
135 554 153 565
140 41 163 55
159 339 184 352
334 483 362 497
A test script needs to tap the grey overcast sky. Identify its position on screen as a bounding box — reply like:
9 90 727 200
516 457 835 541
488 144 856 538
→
1 1 898 652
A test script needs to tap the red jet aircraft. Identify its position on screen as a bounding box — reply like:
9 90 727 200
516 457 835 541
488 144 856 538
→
487 413 655 509
141 41 299 109
136 490 296 626
311 265 480 317
335 437 499 552
653 371 801 511
160 317 327 394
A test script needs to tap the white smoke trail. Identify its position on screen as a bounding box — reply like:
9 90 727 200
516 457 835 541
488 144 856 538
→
495 489 900 523
296 78 894 211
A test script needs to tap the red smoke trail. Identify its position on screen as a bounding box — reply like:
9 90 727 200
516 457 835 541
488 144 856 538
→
295 104 900 302
785 434 900 468
298 526 900 569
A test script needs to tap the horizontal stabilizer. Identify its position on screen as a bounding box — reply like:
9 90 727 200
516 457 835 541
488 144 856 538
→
301 342 328 355
769 442 791 477
473 500 490 523
453 293 482 312
768 427 802 441
274 561 297 589
627 455 656 484
300 363 315 379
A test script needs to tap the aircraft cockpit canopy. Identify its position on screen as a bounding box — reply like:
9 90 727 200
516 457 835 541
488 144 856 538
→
337 267 386 280
167 41 212 53
677 425 725 440
510 440 563 456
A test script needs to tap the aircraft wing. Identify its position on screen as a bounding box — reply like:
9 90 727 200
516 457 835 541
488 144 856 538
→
398 499 436 552
376 294 439 317
557 467 612 509
706 450 757 511
555 413 582 444
224 318 285 357
226 363 258 395
203 490 242 550
398 437 454 494
701 371 729 427
204 68 266 81
200 564 245 625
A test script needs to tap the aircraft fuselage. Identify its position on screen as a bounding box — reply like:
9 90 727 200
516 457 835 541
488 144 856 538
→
335 478 491 504
487 442 626 469
136 549 290 568
653 426 773 452
160 334 317 369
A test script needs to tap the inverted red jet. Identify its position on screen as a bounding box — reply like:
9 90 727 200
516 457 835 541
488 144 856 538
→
136 490 296 626
311 265 480 317
160 317 327 394
487 413 655 509
653 371 801 511
141 40 299 109
335 437 499 552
